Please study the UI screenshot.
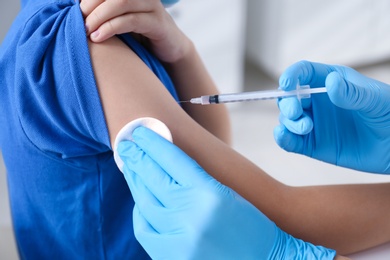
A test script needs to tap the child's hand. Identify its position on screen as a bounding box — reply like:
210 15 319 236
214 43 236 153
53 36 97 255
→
80 0 191 63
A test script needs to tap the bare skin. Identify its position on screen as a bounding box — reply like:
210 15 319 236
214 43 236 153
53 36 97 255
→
336 256 350 260
81 0 390 257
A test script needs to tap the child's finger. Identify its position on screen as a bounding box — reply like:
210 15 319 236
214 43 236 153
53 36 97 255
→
90 13 160 42
85 0 156 36
79 0 104 18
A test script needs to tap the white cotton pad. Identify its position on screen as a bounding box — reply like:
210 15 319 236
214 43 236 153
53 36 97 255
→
113 117 172 173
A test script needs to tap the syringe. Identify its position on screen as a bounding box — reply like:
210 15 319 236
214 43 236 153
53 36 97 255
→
186 85 327 105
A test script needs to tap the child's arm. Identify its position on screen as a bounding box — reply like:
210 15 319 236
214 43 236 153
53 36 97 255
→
275 183 390 255
82 0 390 255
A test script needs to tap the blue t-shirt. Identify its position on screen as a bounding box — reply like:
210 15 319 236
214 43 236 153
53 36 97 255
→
0 0 178 258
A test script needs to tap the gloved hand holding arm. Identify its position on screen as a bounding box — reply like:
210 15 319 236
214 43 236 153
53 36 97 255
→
274 60 390 174
118 126 339 260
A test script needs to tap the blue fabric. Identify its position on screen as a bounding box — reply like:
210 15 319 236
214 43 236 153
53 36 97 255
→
0 0 178 258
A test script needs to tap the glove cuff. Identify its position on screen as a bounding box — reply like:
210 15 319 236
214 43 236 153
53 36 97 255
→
269 227 337 260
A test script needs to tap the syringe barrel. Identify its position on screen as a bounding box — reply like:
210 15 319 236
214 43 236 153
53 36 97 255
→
216 88 299 103
190 84 327 105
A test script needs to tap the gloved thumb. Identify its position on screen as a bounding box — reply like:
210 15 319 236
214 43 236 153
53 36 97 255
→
325 71 377 112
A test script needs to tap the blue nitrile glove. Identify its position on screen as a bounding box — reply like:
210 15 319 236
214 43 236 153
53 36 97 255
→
117 126 336 260
274 60 390 174
161 0 180 7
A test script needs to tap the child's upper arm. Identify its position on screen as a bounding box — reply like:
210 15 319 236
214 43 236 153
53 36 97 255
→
88 36 211 155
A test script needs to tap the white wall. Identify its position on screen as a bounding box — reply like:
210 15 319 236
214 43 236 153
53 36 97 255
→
0 153 11 227
246 0 390 79
168 0 247 93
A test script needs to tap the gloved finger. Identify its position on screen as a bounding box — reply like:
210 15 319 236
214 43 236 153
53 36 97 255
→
326 71 383 114
132 127 210 187
161 0 180 7
279 113 313 135
124 164 185 233
277 97 303 120
84 0 155 35
300 96 312 110
133 206 184 260
133 205 159 243
273 125 304 154
122 161 163 208
79 0 104 18
135 196 183 234
279 60 335 91
118 140 182 207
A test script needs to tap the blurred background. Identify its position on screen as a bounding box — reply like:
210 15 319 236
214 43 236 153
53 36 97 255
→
1 0 390 258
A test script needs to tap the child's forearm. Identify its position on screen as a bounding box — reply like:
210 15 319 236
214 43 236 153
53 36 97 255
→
268 183 390 255
163 41 232 145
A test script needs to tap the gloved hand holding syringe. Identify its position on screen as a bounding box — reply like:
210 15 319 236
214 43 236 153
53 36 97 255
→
182 84 327 105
